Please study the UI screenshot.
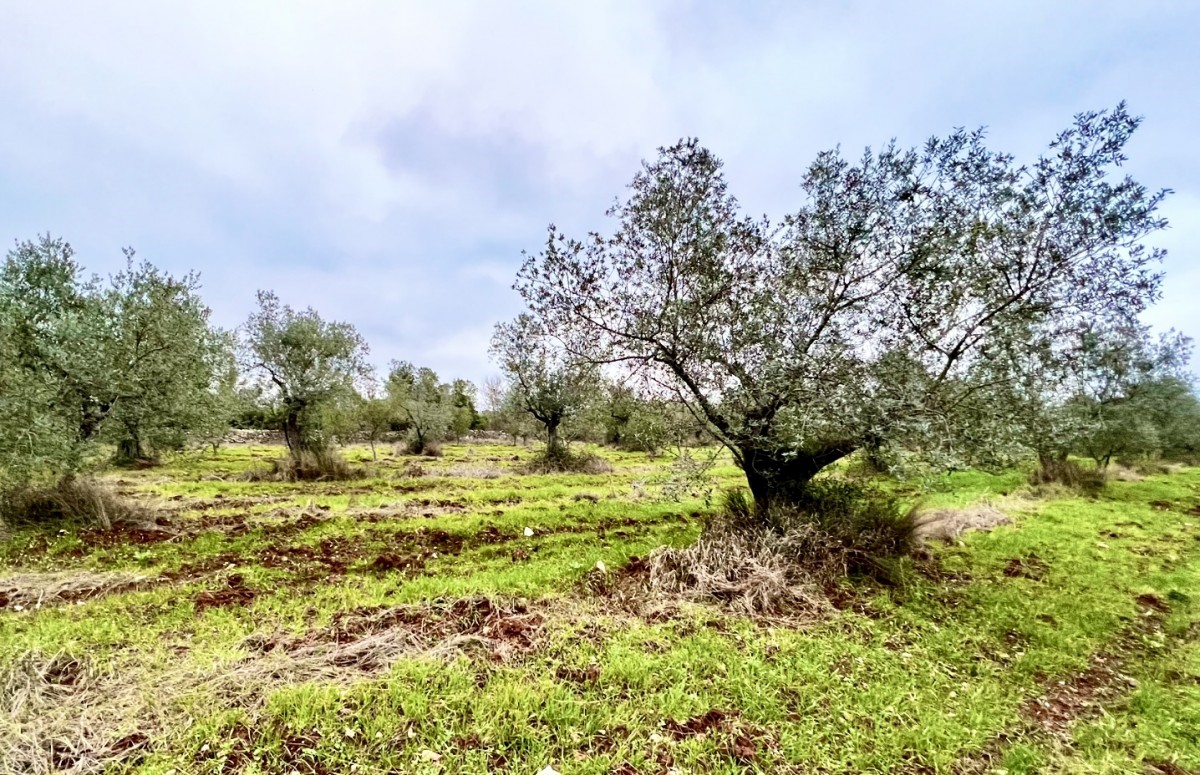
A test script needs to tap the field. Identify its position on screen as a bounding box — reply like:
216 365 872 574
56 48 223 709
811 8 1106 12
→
1 442 1199 774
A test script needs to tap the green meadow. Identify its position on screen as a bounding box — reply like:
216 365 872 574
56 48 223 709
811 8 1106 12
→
2 442 1198 774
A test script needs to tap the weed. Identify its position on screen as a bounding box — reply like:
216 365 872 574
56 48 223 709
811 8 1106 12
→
522 446 613 474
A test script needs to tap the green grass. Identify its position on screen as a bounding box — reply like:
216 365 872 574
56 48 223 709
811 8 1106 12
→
2 442 1199 774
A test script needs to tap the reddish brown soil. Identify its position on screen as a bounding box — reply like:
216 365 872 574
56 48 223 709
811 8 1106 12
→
193 574 256 612
662 708 766 764
78 523 177 549
1003 554 1049 580
252 596 548 665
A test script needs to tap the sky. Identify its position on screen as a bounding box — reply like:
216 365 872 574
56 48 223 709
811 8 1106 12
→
2 0 1198 384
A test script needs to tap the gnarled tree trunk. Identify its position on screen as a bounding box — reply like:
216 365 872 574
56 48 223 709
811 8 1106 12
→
737 441 859 514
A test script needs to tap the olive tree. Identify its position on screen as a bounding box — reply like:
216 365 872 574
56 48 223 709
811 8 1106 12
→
490 313 600 458
0 235 230 476
385 362 453 454
356 386 399 461
1145 376 1200 461
514 105 1167 512
241 290 370 460
480 375 538 444
101 259 233 461
1067 326 1192 467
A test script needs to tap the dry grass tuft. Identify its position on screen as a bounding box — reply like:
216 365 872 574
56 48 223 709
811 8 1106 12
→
0 571 147 612
647 529 832 617
639 481 919 617
1029 459 1106 495
0 479 149 531
912 504 1013 544
522 448 613 475
1107 465 1145 482
433 464 507 479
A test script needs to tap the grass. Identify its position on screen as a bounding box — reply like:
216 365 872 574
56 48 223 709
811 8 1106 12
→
1 442 1198 773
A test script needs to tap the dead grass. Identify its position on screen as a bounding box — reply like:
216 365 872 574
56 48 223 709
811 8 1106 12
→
912 503 1013 544
0 479 149 531
646 529 832 617
0 650 130 775
1107 465 1145 482
0 596 549 774
1029 459 1106 495
0 570 148 612
432 464 508 479
521 448 613 475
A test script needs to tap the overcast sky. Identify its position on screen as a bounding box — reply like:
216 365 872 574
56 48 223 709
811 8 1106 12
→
2 1 1197 383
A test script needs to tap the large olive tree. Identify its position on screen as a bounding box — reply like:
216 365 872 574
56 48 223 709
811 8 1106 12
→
514 105 1167 512
385 361 454 454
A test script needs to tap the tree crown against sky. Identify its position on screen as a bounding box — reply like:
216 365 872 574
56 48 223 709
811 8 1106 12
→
515 104 1170 507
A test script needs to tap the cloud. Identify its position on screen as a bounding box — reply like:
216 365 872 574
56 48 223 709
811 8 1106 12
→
0 0 1196 383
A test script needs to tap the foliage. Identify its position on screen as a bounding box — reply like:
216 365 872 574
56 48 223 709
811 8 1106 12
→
514 105 1169 515
0 235 230 483
491 313 601 455
356 391 398 461
386 362 454 454
603 384 679 454
480 376 540 443
449 379 481 437
241 290 370 460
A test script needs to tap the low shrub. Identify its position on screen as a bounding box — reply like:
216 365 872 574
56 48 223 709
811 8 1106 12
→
1029 458 1106 495
242 451 363 482
521 446 613 474
1116 457 1174 477
0 479 149 530
400 438 444 457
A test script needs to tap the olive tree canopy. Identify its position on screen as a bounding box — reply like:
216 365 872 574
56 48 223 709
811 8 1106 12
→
242 290 370 458
490 313 600 456
514 105 1168 510
0 235 229 481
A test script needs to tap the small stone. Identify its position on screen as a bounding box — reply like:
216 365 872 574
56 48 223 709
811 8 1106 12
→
524 527 535 537
419 749 441 762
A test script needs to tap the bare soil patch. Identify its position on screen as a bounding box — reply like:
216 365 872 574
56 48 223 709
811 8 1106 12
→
193 573 256 612
661 708 773 765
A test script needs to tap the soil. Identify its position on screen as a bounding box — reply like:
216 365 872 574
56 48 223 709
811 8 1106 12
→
262 596 547 665
194 574 256 612
1003 554 1049 580
662 708 765 764
954 593 1180 772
